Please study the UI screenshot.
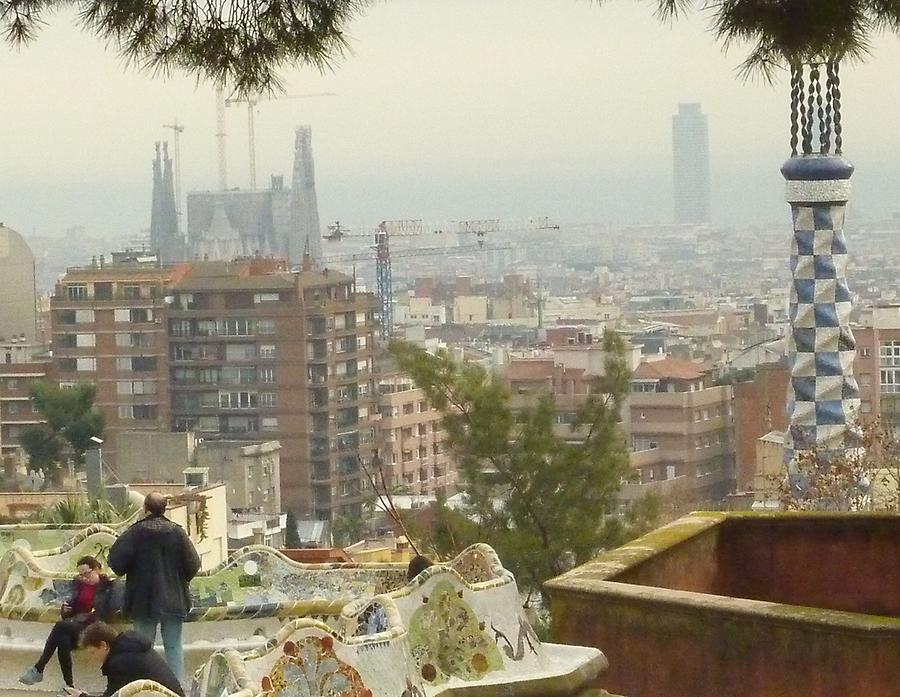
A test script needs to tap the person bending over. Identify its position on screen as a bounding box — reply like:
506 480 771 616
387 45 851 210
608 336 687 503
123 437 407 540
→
63 621 185 697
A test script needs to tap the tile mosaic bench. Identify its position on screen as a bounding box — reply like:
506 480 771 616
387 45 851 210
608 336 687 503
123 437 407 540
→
178 544 607 697
0 529 411 692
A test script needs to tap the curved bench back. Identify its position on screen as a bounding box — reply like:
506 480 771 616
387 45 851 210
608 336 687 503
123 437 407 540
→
0 535 411 624
193 605 425 697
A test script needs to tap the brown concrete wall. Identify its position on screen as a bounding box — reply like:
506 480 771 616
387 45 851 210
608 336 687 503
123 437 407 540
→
613 527 720 594
714 516 900 616
551 588 900 697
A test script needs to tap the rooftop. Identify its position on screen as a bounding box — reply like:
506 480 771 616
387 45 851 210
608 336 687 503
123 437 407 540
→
632 357 708 381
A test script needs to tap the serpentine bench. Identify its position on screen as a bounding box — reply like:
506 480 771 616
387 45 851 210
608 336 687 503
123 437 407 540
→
0 527 408 692
185 544 606 697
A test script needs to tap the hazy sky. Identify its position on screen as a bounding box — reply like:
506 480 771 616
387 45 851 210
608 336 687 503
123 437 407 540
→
3 1 900 239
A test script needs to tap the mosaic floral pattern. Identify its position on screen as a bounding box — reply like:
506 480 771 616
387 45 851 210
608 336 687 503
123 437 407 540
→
260 636 372 697
407 580 503 684
191 652 241 697
189 550 407 613
448 547 496 585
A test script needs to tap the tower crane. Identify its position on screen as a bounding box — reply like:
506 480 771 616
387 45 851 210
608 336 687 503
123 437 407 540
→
162 119 184 227
323 217 556 337
224 91 336 190
321 240 513 338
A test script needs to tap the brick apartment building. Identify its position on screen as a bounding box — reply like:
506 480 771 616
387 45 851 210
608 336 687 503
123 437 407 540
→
50 253 172 464
50 252 380 519
855 304 900 430
166 258 379 518
733 361 790 490
0 340 51 458
378 374 455 496
504 348 736 507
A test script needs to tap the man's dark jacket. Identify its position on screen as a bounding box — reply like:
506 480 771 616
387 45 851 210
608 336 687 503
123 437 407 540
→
87 631 185 697
107 515 201 620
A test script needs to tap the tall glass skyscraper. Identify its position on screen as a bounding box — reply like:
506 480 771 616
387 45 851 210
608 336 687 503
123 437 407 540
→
672 103 710 224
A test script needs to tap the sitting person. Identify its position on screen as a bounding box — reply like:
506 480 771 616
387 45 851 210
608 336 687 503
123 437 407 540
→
19 555 113 688
63 621 185 697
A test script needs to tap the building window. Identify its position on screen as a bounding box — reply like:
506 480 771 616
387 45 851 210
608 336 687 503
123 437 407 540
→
860 347 872 357
261 417 279 432
860 373 872 387
259 367 275 383
256 319 276 335
76 358 96 372
131 356 158 372
5 378 19 390
403 403 415 415
66 285 87 300
220 318 254 336
260 392 277 408
58 358 77 372
219 391 259 409
258 344 276 359
122 285 141 299
137 333 154 348
880 369 900 393
76 334 96 348
254 293 280 304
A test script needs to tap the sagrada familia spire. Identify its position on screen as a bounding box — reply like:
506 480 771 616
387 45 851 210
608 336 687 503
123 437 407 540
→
150 142 184 262
290 126 323 264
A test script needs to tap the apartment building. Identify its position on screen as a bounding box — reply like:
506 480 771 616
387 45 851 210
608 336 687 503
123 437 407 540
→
166 258 379 518
0 340 51 457
50 253 172 464
378 374 455 496
629 358 735 501
503 346 735 507
49 252 380 519
855 304 900 430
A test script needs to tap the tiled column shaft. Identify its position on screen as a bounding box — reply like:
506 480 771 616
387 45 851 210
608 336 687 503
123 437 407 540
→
782 158 860 466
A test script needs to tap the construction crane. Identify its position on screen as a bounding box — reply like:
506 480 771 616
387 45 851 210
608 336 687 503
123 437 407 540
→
322 241 513 338
323 217 553 336
224 91 336 190
162 119 184 227
215 87 228 189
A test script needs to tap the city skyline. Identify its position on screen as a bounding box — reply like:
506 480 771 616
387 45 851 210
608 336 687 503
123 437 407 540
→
4 2 900 238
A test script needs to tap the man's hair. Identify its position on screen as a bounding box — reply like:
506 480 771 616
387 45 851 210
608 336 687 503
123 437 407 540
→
407 555 433 581
76 555 101 570
80 621 118 648
144 491 168 516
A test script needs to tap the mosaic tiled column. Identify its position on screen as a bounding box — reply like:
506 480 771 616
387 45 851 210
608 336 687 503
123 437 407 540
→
782 155 859 468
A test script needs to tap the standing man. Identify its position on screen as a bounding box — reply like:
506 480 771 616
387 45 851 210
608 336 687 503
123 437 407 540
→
108 492 200 683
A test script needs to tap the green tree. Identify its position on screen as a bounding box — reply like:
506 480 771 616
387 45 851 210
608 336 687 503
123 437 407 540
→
392 330 634 599
20 423 64 477
331 514 366 548
21 383 104 479
284 510 302 548
0 0 366 94
639 1 900 78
